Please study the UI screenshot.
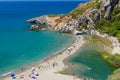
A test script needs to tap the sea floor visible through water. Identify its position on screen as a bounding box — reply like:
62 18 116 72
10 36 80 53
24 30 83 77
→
0 1 88 75
64 43 115 80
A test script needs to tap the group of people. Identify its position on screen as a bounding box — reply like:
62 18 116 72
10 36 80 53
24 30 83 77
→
9 36 86 80
10 60 59 80
29 67 39 79
10 67 39 80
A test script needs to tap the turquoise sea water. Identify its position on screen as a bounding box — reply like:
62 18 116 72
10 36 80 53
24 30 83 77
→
0 1 87 75
65 44 115 80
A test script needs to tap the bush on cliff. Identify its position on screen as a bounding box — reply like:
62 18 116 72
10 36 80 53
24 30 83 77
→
69 1 102 18
95 6 120 41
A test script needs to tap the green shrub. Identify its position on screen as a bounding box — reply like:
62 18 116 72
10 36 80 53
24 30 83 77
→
69 1 102 19
102 53 120 68
107 68 120 80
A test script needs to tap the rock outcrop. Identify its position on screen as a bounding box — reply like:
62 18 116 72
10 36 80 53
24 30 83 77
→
27 16 47 24
27 15 61 31
103 0 119 20
27 0 120 34
27 16 48 31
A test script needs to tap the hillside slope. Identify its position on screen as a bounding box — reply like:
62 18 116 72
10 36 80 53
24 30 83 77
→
27 0 120 35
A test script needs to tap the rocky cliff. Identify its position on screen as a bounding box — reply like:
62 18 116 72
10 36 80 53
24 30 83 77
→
27 0 120 35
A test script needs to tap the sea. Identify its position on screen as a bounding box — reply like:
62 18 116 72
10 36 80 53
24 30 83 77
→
0 1 87 75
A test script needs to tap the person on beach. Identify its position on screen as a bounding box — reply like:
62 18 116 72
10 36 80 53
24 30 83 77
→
29 67 39 79
38 65 42 69
53 62 56 68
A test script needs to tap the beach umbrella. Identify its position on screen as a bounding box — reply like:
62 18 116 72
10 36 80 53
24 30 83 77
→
11 73 15 77
11 73 15 79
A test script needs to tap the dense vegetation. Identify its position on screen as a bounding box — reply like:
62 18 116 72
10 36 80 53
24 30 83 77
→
102 53 120 68
107 68 120 80
101 53 120 80
85 35 111 46
95 6 120 41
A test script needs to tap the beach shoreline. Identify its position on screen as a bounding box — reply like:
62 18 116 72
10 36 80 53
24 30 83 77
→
1 35 85 80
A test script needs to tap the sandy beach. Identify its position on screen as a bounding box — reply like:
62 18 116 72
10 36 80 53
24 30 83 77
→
2 35 85 80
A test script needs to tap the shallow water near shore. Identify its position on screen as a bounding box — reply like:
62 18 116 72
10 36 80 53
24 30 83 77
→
0 30 74 75
64 44 115 80
0 1 88 75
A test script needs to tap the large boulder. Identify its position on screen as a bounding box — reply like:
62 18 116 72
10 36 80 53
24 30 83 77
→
29 25 40 31
27 16 48 31
27 16 47 24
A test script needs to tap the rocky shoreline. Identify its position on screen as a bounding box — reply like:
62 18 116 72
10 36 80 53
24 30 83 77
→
27 0 120 54
27 0 120 35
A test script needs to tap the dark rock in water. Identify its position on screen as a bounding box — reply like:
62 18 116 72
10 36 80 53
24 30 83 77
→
29 25 41 31
27 16 48 31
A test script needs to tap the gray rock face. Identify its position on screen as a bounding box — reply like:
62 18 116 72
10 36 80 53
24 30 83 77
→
89 9 100 22
58 26 74 34
27 16 47 24
27 16 48 31
29 25 40 31
103 0 119 20
67 19 79 28
78 16 89 28
110 0 119 8
27 0 120 34
104 6 112 20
